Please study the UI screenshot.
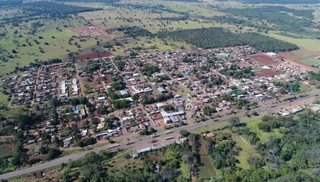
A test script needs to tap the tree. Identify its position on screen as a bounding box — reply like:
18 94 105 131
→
45 148 62 161
230 117 240 127
180 130 190 137
252 111 259 116
50 96 60 108
258 122 271 132
17 114 34 128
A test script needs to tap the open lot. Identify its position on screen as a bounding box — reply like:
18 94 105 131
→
0 144 13 159
254 69 279 77
198 156 216 179
249 53 278 66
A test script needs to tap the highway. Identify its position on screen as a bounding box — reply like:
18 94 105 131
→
0 93 318 180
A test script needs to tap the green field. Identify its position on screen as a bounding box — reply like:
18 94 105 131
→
266 32 320 59
245 119 282 142
299 58 320 66
0 90 9 105
275 32 306 39
180 161 191 179
0 16 111 77
233 134 259 170
198 156 216 179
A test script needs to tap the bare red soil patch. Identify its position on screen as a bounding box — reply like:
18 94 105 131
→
76 52 110 60
105 74 112 83
149 154 163 160
28 154 46 162
72 27 103 38
249 53 278 65
255 70 279 77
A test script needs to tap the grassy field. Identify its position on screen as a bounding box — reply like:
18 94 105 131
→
193 121 229 134
0 16 111 77
299 58 320 66
180 161 191 179
198 156 216 179
0 90 9 105
246 119 282 142
275 32 306 39
266 32 320 59
233 134 260 170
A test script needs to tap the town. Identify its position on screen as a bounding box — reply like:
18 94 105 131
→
0 45 314 153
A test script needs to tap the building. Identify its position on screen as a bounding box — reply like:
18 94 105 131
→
219 53 230 57
120 90 129 96
157 87 167 93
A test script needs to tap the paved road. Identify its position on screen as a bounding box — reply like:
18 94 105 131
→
0 94 317 180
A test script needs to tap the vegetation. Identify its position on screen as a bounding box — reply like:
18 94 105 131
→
158 28 298 52
218 0 320 4
29 2 101 17
57 0 119 2
0 0 21 6
164 0 199 2
220 6 313 32
108 26 152 38
77 137 97 147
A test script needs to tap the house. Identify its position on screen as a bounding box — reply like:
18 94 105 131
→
291 106 304 114
157 87 167 93
152 72 167 78
219 53 230 57
137 147 152 153
132 153 139 159
120 90 129 97
139 123 146 130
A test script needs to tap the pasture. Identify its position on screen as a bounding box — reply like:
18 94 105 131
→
245 118 282 142
299 58 320 66
266 32 320 60
0 16 111 77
